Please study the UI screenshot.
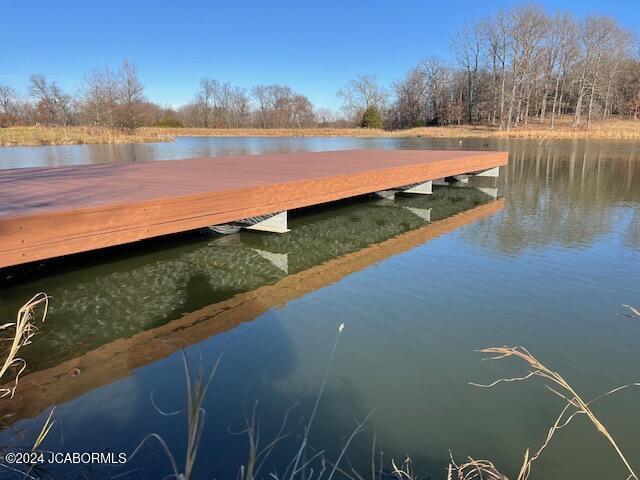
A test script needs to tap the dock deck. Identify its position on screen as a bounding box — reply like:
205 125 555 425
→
0 149 508 267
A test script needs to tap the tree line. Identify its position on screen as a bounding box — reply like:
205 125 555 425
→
0 61 149 129
0 62 337 130
1 3 638 131
386 4 640 130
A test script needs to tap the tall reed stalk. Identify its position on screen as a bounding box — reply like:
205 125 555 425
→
128 351 221 480
446 345 639 480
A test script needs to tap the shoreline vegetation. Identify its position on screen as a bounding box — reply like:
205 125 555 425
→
0 126 171 147
146 117 640 140
1 117 639 147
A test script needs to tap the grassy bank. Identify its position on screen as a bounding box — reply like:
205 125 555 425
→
146 118 640 140
1 118 639 147
0 126 171 146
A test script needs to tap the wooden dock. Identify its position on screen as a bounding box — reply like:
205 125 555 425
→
0 149 507 268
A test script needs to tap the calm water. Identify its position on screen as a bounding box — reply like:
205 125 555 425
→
1 137 639 479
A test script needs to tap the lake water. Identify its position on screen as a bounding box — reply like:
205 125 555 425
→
1 137 639 479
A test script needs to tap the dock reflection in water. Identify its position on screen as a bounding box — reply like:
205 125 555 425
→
1 186 502 428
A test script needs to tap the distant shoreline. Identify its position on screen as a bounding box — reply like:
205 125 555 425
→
147 119 640 141
1 119 639 147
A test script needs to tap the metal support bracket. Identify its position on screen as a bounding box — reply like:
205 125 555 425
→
244 211 290 233
375 180 433 199
474 166 500 178
372 190 396 199
209 210 290 235
401 180 433 195
452 175 470 184
447 167 501 185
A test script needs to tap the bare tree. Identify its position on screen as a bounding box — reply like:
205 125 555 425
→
549 15 577 129
0 85 19 126
249 84 315 128
483 10 511 127
336 75 387 125
228 86 250 128
619 57 640 119
391 67 427 128
388 57 459 129
600 28 634 120
79 68 118 126
251 84 271 128
315 108 344 126
421 57 453 125
504 5 549 130
451 20 483 123
29 74 74 126
289 95 315 128
572 16 617 127
29 74 56 123
195 78 221 127
116 60 145 129
537 12 566 123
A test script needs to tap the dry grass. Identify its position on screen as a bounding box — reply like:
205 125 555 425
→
31 407 55 451
130 351 222 480
130 323 351 480
0 126 171 146
145 118 640 141
449 345 640 480
1 118 637 147
0 293 57 479
0 293 48 398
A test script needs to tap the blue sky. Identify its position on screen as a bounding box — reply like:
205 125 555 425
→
2 0 638 110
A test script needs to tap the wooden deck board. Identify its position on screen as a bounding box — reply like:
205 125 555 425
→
0 149 508 267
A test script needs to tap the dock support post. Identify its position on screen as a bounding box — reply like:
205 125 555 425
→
452 175 470 184
373 190 396 199
449 167 501 184
401 180 433 195
244 211 290 233
474 166 500 178
466 166 500 197
375 180 433 199
209 210 290 235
